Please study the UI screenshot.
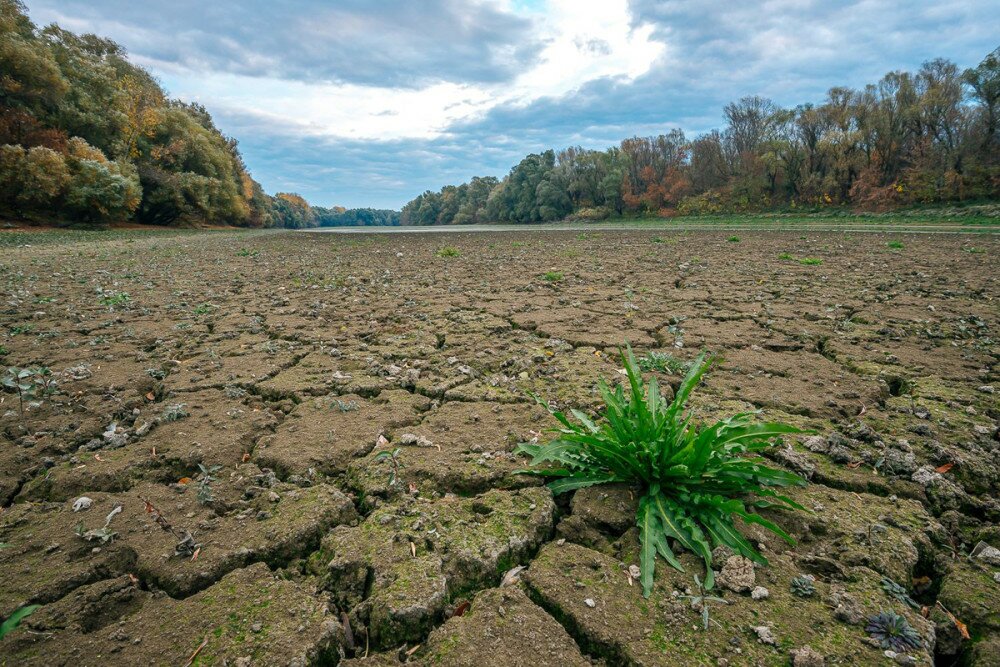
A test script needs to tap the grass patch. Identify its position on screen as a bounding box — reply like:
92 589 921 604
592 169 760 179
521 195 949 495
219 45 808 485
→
542 271 564 282
886 240 904 249
436 246 460 258
799 258 823 265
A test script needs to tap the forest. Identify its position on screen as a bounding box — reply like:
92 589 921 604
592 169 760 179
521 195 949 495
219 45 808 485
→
401 47 999 225
0 0 333 228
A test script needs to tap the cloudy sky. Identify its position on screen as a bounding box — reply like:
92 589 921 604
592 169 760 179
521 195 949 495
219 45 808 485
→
24 0 1000 209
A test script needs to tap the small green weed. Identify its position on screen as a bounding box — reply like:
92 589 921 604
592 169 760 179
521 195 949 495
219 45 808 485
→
543 271 564 282
436 246 460 258
518 346 808 596
373 447 404 486
886 240 904 249
3 366 57 417
727 236 740 243
778 252 794 260
637 351 691 375
236 247 260 257
97 290 131 308
799 258 823 265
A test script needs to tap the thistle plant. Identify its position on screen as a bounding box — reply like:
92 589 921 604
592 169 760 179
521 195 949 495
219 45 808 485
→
518 346 808 596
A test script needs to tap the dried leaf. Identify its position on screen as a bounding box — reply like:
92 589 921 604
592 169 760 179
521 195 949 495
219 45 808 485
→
178 477 192 485
191 547 201 561
405 644 421 657
409 541 416 558
241 452 251 463
453 601 470 617
145 392 155 401
937 602 971 640
935 462 954 474
846 461 862 469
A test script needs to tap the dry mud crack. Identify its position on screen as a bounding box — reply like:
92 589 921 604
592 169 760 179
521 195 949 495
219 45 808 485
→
1 229 997 666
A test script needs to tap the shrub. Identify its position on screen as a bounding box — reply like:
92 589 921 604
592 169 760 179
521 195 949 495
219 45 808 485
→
518 347 807 596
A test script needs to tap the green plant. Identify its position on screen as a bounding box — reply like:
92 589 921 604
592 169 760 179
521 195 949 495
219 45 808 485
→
790 574 816 597
637 351 691 375
160 403 189 422
778 252 794 260
436 246 460 258
542 271 564 282
886 240 904 249
0 604 40 640
236 247 260 257
963 246 985 254
881 577 919 609
0 345 8 357
373 447 404 486
195 463 223 504
3 366 57 417
866 611 922 651
518 347 807 596
727 236 740 243
799 258 823 265
678 574 728 630
97 290 131 308
192 303 215 315
8 324 33 336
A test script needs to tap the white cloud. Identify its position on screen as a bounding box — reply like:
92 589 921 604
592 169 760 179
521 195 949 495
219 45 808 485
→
164 0 664 141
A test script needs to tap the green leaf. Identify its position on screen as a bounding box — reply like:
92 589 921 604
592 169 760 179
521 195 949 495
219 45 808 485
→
0 604 40 640
638 496 660 598
547 475 618 494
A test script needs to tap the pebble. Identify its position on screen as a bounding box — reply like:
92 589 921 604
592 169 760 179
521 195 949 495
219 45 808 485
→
584 598 596 608
751 586 770 600
73 496 93 512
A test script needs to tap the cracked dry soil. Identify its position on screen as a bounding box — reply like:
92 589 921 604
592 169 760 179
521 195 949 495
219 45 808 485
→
1 229 997 666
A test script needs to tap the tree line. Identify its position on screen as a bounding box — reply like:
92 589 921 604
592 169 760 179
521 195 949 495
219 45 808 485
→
0 1 343 228
402 47 999 225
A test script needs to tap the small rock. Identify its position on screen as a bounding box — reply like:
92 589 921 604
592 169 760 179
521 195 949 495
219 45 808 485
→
717 555 755 593
751 586 770 600
911 466 942 486
250 621 263 633
584 598 596 608
790 645 825 666
971 541 1000 566
751 625 776 645
72 496 94 512
803 435 829 453
977 385 995 394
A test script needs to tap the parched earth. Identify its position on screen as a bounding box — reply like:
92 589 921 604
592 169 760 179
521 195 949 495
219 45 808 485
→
0 228 997 666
